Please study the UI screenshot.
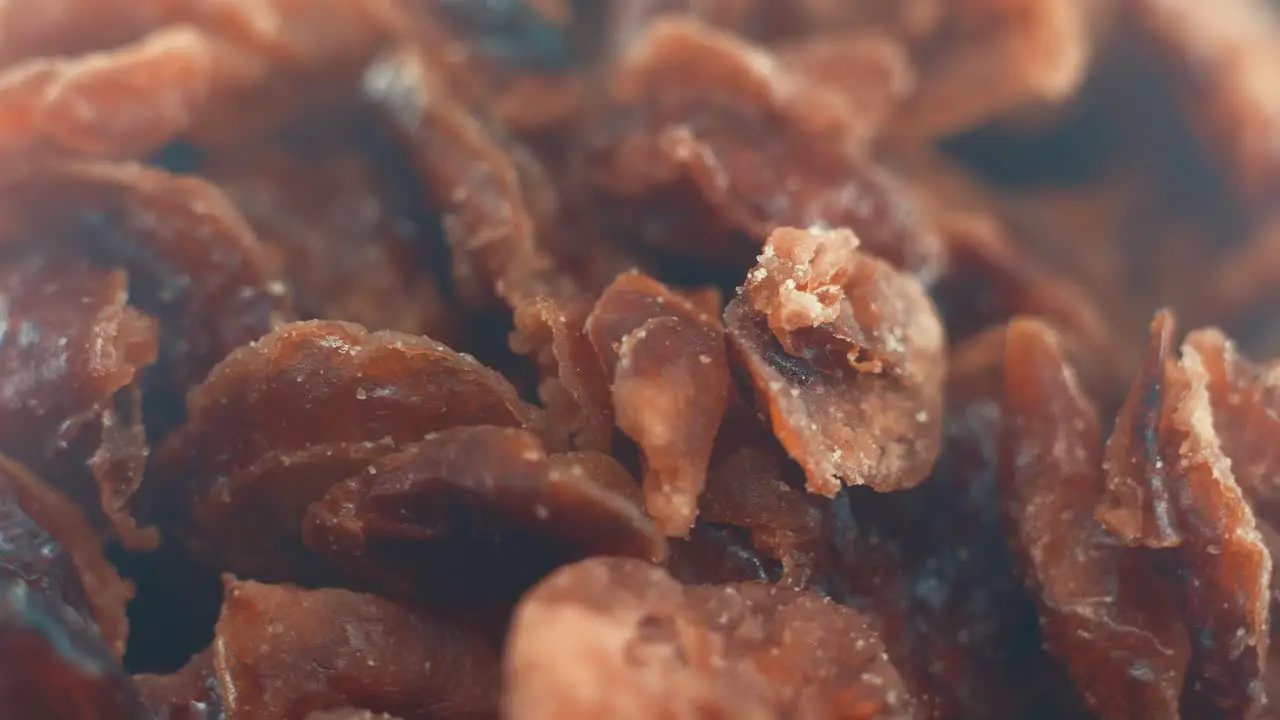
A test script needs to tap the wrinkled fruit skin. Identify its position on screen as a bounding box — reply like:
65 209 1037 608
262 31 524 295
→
1001 319 1189 720
0 455 141 718
304 425 665 604
586 271 731 536
504 557 916 720
725 227 945 497
0 258 157 547
151 320 546 582
5 1 1280 718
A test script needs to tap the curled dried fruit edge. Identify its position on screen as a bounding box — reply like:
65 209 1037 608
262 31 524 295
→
3 1 1280 719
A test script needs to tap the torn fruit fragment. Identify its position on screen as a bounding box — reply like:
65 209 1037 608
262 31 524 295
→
505 557 916 720
213 579 500 720
586 271 730 535
304 426 665 604
0 258 157 546
724 226 945 496
1163 334 1271 719
0 454 133 660
1001 317 1189 720
592 17 946 280
1097 310 1182 547
152 320 545 580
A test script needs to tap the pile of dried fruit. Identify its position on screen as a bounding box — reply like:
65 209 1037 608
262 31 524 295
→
4 1 1280 718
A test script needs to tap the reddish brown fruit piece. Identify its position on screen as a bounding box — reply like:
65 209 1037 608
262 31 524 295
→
1097 311 1271 717
368 45 610 451
593 17 946 280
0 258 157 546
207 146 455 340
586 271 731 535
718 255 1026 715
1163 334 1271 719
886 0 1090 142
182 1 398 149
364 45 555 301
0 0 404 155
0 0 369 67
831 327 1085 719
1097 310 1182 547
698 403 826 589
1001 318 1189 720
363 47 550 285
505 557 915 720
0 455 144 715
0 577 148 720
368 0 582 133
190 440 399 584
1183 328 1280 520
512 295 614 452
1187 329 1280 624
608 16 870 147
0 455 133 660
1127 0 1280 206
613 5 920 143
134 649 224 720
724 227 945 496
0 26 218 164
154 319 545 486
0 0 165 67
0 160 291 432
607 0 941 48
213 579 500 720
152 320 544 580
773 31 917 147
610 0 1093 116
304 426 665 604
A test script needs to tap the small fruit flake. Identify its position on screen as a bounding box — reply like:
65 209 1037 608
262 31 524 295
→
504 557 915 720
725 226 945 497
3 0 1280 718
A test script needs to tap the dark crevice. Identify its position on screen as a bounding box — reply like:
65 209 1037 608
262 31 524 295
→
109 541 222 674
